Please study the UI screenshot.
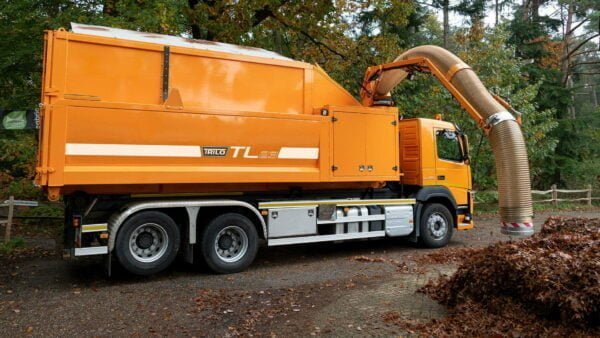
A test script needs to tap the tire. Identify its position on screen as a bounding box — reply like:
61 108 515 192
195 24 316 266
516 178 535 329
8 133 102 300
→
200 213 259 274
419 203 454 248
115 211 180 276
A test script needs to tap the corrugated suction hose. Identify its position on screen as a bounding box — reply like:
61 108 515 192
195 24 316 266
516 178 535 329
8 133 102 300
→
376 45 533 236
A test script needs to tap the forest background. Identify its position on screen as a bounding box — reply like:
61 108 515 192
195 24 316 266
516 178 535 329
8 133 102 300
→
0 0 598 201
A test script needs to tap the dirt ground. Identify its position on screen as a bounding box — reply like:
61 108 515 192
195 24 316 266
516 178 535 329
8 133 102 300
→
0 209 598 337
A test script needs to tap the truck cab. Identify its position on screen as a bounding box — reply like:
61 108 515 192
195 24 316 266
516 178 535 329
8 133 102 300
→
399 118 474 231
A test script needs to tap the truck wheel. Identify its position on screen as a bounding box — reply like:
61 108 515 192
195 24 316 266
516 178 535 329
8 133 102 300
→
200 213 258 274
419 203 453 248
115 211 180 276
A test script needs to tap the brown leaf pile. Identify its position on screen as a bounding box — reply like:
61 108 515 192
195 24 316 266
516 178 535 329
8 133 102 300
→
383 296 594 337
422 216 600 328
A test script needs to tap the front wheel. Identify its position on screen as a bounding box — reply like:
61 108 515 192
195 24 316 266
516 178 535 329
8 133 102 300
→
419 203 454 248
200 213 259 274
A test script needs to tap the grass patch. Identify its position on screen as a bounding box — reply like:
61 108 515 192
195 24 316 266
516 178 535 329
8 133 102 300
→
0 237 25 254
20 203 64 227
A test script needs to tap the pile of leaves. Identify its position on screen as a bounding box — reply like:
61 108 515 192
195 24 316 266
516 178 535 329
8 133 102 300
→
422 217 599 329
383 297 593 337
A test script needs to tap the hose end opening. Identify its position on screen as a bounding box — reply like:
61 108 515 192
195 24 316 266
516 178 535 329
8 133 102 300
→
500 222 534 237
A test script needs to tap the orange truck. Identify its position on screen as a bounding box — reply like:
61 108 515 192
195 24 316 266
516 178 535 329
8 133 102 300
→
36 24 533 275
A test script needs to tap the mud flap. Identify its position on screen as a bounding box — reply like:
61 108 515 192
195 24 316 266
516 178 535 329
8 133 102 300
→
104 252 112 277
408 203 423 243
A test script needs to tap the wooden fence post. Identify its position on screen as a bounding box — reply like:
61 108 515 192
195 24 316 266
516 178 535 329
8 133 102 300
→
4 196 14 244
588 184 593 208
551 184 558 207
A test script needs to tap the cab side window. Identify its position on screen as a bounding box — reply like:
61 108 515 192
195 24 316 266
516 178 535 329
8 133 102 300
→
436 130 462 162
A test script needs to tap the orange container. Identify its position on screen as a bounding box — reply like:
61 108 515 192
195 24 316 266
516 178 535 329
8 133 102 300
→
36 24 399 200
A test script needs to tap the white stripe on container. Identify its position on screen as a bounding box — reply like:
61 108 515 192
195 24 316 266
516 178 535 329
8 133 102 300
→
277 147 319 160
65 144 319 159
66 143 202 157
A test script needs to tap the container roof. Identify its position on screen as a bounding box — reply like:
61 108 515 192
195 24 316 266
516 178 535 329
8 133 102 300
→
71 23 294 62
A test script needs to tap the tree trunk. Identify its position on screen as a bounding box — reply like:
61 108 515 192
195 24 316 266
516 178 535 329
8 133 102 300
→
560 3 574 86
443 0 449 48
187 0 202 39
495 0 499 25
531 0 541 19
103 0 118 16
522 0 529 20
566 76 575 118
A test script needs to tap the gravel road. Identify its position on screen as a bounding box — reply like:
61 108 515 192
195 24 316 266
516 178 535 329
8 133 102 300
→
1 209 598 337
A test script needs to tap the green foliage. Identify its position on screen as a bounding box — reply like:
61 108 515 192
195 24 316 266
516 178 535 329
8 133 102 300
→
0 0 597 199
452 0 487 23
0 237 25 254
0 131 36 179
552 111 600 190
20 203 64 227
0 131 41 199
474 190 498 204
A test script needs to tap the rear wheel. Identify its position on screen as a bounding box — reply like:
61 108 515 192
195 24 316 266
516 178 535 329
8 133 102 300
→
200 213 258 274
115 211 180 276
419 203 453 248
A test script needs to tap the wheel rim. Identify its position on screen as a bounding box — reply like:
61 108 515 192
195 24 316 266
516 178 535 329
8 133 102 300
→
129 223 169 263
427 212 448 240
214 225 249 263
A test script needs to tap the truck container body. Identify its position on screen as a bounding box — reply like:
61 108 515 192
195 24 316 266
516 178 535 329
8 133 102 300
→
35 24 516 276
38 24 402 201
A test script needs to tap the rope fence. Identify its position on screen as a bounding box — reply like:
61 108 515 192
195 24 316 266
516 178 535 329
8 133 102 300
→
532 184 596 207
1 197 62 244
475 184 598 207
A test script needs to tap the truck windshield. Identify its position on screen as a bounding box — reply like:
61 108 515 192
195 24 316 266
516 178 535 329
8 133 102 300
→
436 130 463 162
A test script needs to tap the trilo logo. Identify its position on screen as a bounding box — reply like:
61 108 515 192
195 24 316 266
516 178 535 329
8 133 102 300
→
202 146 229 157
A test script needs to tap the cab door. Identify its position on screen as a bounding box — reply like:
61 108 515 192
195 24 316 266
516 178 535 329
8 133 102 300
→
434 128 470 204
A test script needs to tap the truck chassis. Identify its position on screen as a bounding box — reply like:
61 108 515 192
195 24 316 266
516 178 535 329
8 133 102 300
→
67 187 470 275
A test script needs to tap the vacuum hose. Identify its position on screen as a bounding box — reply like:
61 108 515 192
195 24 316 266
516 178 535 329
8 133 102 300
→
375 45 533 236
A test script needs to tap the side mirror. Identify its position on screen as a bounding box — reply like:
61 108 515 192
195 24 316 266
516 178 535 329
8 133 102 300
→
460 133 470 164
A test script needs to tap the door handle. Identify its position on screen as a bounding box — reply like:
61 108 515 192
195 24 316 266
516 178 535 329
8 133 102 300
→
437 175 445 180
367 165 373 172
359 165 365 172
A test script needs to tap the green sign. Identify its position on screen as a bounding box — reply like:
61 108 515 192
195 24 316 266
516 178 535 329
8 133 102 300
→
2 110 27 130
0 109 37 129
